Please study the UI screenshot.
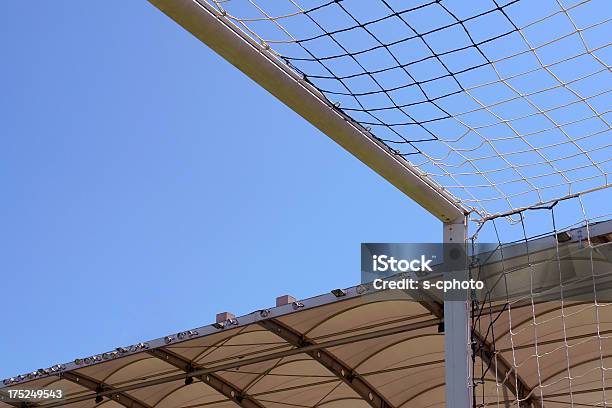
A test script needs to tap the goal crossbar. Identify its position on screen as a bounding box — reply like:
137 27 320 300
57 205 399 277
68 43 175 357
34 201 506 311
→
147 0 467 223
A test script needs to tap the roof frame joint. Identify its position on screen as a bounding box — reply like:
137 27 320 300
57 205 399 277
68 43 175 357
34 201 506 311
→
60 371 151 408
258 318 396 408
146 348 265 408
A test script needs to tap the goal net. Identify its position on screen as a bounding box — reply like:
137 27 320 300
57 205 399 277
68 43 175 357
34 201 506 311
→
204 0 610 222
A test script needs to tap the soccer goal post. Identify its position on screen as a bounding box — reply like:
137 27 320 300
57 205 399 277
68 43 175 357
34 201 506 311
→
146 0 611 407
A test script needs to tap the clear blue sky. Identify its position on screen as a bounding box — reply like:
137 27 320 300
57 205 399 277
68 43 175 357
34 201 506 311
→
0 1 440 378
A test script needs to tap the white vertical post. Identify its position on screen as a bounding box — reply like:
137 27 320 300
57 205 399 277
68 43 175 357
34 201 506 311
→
444 219 472 408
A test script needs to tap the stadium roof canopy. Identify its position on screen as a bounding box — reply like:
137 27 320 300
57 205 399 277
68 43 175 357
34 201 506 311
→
2 220 611 408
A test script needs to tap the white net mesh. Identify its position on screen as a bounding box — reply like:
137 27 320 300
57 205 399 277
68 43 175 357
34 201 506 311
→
203 0 610 222
470 191 612 407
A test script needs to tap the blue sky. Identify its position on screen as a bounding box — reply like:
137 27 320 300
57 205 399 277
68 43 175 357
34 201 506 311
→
0 1 440 378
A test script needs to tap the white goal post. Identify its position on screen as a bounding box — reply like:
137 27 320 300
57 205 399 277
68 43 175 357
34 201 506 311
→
148 1 472 407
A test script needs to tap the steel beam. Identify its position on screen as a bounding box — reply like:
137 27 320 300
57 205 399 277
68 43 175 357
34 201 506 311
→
146 348 265 408
258 318 395 408
61 371 151 408
146 0 466 223
472 332 534 407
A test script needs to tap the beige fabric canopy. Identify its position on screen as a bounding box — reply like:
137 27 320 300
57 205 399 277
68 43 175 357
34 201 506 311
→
1 279 610 407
